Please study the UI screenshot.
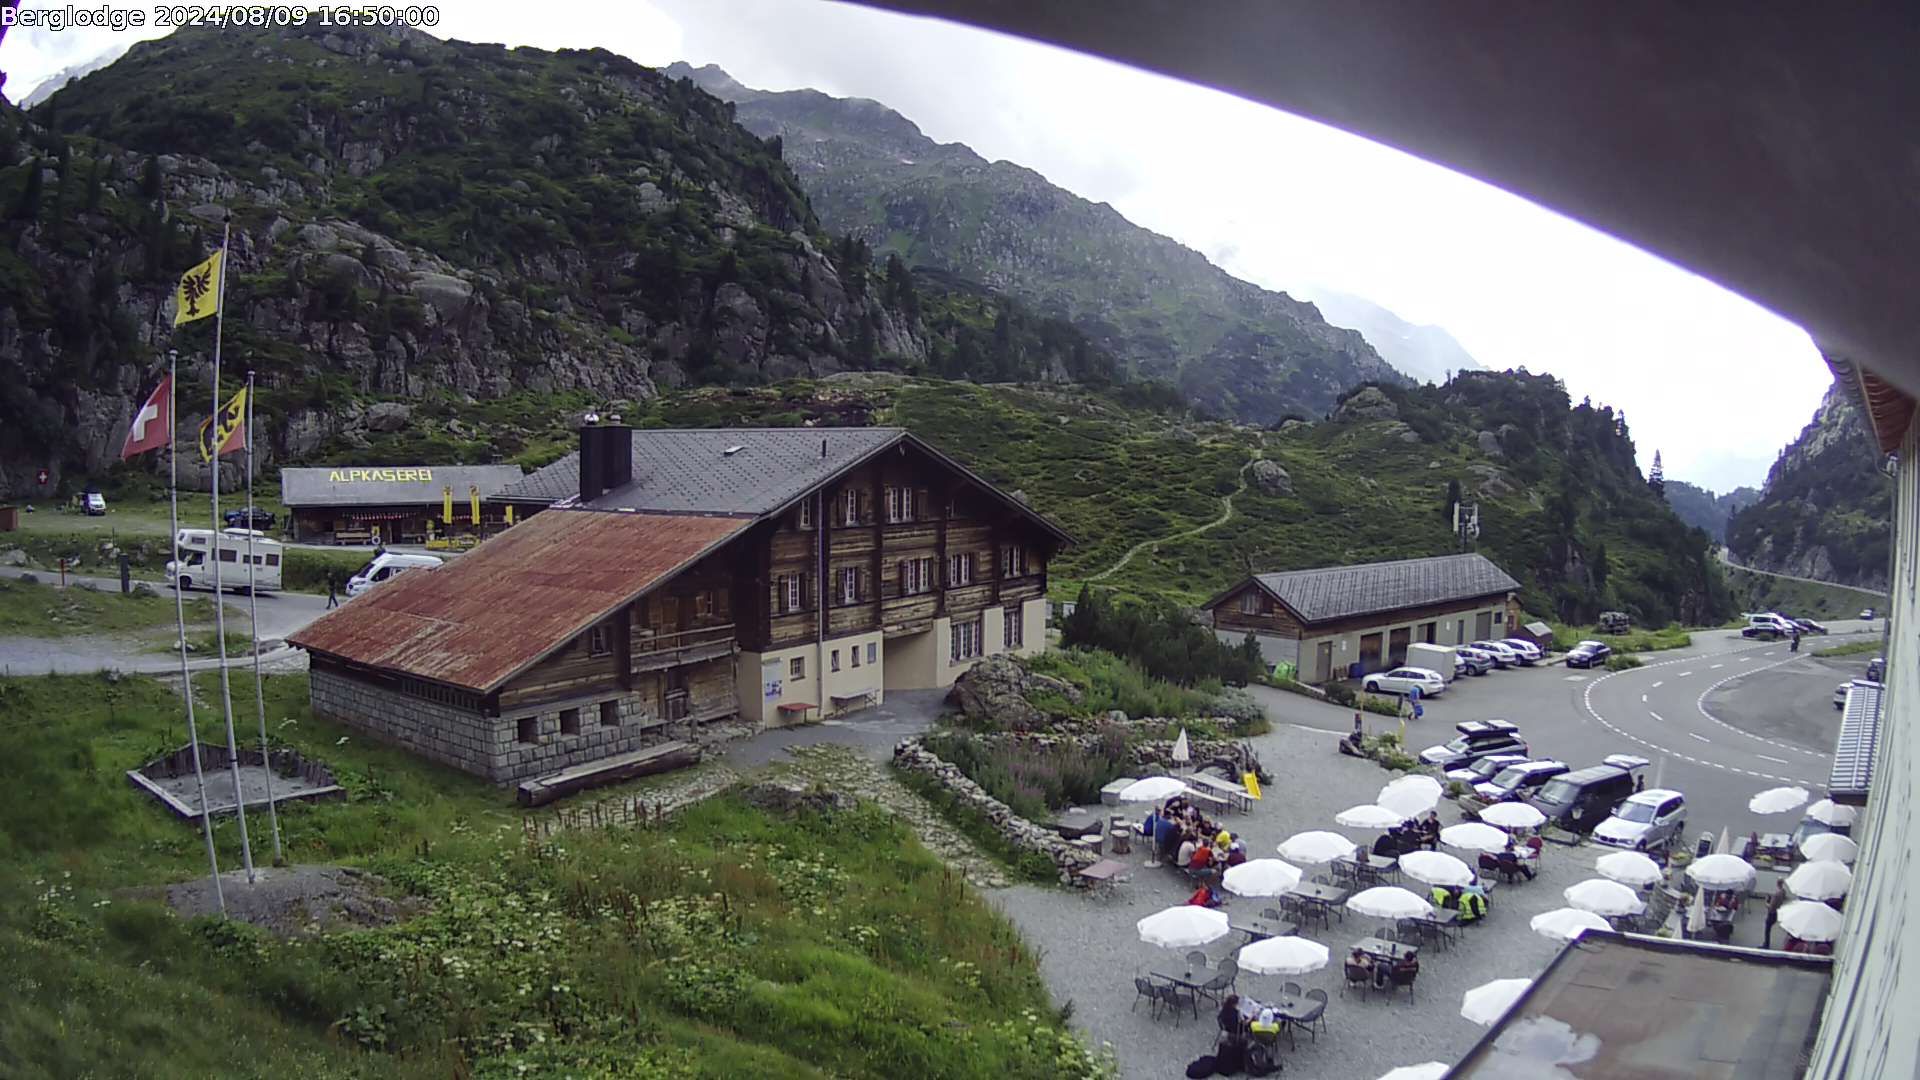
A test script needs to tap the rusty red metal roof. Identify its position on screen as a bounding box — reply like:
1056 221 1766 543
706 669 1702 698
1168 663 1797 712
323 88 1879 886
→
288 510 749 692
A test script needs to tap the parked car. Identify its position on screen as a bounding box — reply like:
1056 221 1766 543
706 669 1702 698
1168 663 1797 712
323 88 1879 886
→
1742 613 1796 639
1790 618 1829 635
1834 682 1851 710
345 551 445 597
1474 759 1570 803
1593 789 1688 852
1867 657 1886 682
1454 646 1496 676
82 489 107 516
1445 752 1529 785
1528 755 1649 832
1565 640 1613 668
1418 720 1528 770
1597 610 1631 633
1362 666 1447 698
1469 640 1521 668
224 507 276 530
1499 638 1545 665
1860 608 1876 620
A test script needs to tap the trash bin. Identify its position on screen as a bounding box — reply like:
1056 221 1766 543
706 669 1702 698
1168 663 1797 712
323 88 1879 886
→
1348 662 1364 680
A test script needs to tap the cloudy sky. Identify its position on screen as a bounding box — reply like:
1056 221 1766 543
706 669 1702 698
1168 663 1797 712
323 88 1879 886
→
1 0 1830 491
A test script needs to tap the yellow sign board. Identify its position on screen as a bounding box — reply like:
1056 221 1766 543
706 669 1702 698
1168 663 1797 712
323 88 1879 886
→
328 467 434 483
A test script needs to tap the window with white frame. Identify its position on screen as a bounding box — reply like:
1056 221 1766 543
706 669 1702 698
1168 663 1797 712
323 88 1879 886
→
831 649 841 672
797 499 812 529
782 574 805 614
588 622 612 656
842 488 860 526
1239 591 1260 615
790 656 806 680
839 567 861 604
1004 608 1024 650
885 485 917 523
866 642 877 664
900 556 933 595
950 617 984 663
947 553 973 586
851 645 861 668
1001 544 1027 577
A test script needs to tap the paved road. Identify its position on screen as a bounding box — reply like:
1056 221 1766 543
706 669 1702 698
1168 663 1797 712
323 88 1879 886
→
1251 622 1881 848
1716 548 1886 598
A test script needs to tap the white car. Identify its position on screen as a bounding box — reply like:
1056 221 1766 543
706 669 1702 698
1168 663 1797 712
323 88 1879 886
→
1469 640 1521 667
1592 789 1688 852
1499 638 1544 665
1455 646 1497 675
1362 666 1447 698
1446 752 1528 784
83 491 107 516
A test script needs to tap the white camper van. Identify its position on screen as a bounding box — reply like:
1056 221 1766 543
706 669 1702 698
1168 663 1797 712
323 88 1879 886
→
345 550 443 597
168 528 284 593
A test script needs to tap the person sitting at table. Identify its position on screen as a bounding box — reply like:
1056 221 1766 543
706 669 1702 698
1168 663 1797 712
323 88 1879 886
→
1458 883 1489 921
1248 1005 1282 1046
1225 840 1248 867
1495 840 1536 880
1420 812 1442 850
1189 881 1223 909
1190 840 1216 872
1177 834 1199 869
1390 953 1420 989
1140 807 1160 837
1373 830 1404 858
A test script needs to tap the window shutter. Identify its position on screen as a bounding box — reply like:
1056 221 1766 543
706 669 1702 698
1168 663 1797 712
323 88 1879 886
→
916 488 928 521
860 568 872 600
717 587 730 619
859 490 872 523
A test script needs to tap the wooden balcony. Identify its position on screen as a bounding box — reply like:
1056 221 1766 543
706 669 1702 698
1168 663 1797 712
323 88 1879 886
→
631 623 737 674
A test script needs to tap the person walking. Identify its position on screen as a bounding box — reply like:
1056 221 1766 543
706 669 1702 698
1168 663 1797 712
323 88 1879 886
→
1764 879 1789 949
325 573 340 609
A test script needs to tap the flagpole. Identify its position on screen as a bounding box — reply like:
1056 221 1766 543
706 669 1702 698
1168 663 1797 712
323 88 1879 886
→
168 349 226 916
244 368 282 863
207 212 257 883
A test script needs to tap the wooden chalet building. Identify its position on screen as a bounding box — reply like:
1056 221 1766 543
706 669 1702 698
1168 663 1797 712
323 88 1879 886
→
1204 553 1521 683
287 421 1070 784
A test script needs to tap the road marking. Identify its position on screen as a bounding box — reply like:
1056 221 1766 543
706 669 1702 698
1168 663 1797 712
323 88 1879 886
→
1758 754 1789 764
1640 694 1647 703
1678 671 1694 677
1689 732 1710 743
1564 675 1587 682
1579 660 1822 787
1710 664 1724 670
1693 655 1831 759
1651 681 1664 689
1738 657 1752 663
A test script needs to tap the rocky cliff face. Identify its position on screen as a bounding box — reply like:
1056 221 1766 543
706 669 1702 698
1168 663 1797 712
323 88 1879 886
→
672 62 1405 423
7 27 1110 497
1725 382 1892 589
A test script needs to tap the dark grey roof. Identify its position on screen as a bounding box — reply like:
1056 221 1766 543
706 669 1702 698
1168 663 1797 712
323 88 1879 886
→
498 428 908 515
280 465 527 508
1829 679 1882 804
1244 553 1520 624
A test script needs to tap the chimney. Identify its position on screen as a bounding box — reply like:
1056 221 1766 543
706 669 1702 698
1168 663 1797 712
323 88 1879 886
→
577 413 634 504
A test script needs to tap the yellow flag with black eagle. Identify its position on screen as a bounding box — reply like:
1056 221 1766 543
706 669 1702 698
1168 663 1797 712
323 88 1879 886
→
173 250 224 326
198 387 248 462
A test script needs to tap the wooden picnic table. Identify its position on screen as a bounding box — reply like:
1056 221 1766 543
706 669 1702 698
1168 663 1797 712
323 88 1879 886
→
1188 773 1253 813
1354 937 1419 962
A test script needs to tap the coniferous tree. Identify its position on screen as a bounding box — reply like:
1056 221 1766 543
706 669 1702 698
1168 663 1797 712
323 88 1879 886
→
1648 450 1666 497
140 154 162 199
84 157 104 213
12 159 42 220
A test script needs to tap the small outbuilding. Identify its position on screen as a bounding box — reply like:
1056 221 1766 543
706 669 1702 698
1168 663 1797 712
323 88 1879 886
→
1205 552 1522 682
279 464 529 544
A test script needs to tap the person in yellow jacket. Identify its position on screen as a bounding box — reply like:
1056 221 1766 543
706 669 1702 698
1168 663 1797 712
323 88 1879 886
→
1433 884 1487 922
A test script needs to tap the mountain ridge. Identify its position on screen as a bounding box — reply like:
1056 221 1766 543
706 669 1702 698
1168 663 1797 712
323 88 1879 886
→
669 61 1408 422
1296 288 1483 384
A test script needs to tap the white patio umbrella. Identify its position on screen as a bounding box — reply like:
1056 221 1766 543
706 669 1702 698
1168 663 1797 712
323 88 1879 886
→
1136 905 1232 949
1785 859 1853 901
1118 776 1187 803
1379 774 1444 817
1564 878 1646 917
1279 830 1357 864
1686 853 1756 890
1800 833 1860 863
1805 799 1858 827
1441 821 1510 853
1237 935 1330 976
1594 850 1664 887
1375 1064 1449 1080
1399 849 1475 888
1749 786 1811 815
1461 978 1533 1026
1778 900 1845 943
1346 885 1435 920
1531 907 1610 942
1479 801 1547 830
1222 858 1304 898
1172 728 1192 765
1336 803 1411 830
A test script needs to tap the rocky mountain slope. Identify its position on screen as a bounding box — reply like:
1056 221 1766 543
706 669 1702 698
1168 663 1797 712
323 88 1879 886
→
0 26 1125 496
1662 480 1759 544
1296 289 1482 384
1725 381 1892 589
672 62 1405 423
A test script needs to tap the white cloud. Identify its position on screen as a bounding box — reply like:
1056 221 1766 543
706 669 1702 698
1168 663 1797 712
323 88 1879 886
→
1 0 1828 490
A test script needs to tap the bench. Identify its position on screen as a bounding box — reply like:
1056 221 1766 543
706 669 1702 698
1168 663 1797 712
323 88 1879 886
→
515 741 699 807
830 688 879 712
1186 789 1231 814
333 529 373 545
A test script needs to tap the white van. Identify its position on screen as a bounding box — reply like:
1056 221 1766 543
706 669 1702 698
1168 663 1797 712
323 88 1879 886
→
346 551 443 597
168 528 283 593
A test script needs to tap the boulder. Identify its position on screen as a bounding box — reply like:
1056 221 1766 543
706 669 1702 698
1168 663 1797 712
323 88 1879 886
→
131 581 159 597
945 654 1082 731
364 402 413 433
1250 459 1294 495
741 778 857 816
0 548 26 567
1476 430 1505 458
1334 386 1399 422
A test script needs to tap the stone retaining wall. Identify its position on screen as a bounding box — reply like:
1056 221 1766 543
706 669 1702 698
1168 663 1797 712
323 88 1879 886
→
893 737 1098 886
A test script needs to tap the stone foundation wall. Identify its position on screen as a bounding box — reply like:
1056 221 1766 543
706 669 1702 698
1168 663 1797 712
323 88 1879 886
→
893 737 1097 886
311 666 672 783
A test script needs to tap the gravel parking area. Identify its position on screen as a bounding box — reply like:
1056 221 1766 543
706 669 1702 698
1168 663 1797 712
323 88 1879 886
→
990 721 1603 1080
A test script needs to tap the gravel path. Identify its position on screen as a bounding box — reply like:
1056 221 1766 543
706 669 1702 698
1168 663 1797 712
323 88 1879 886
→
989 722 1597 1080
1086 455 1257 583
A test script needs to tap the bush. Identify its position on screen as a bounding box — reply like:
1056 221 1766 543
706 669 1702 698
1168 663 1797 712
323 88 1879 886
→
924 727 1132 819
1025 648 1237 721
1323 681 1358 707
1361 694 1404 717
1604 654 1644 671
1059 584 1263 687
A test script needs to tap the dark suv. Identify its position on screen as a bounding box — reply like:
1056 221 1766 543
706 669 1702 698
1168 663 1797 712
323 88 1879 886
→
1529 755 1649 832
1417 720 1529 771
224 507 276 530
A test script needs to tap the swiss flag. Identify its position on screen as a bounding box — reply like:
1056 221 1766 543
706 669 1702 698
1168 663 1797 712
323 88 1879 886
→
120 376 172 461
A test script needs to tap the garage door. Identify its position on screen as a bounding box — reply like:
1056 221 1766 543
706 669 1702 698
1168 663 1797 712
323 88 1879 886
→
1475 611 1494 639
1388 627 1411 667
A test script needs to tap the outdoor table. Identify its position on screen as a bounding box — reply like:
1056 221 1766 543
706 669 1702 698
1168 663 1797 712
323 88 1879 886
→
1333 853 1399 886
1151 970 1208 991
1288 881 1349 924
1077 859 1129 897
1186 789 1232 814
1188 773 1253 813
1238 994 1305 1049
1756 833 1794 862
1354 937 1419 962
1233 918 1299 942
1407 909 1460 948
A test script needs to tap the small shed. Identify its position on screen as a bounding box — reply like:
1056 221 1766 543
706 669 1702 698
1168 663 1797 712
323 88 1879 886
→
0 505 17 532
1521 620 1555 647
